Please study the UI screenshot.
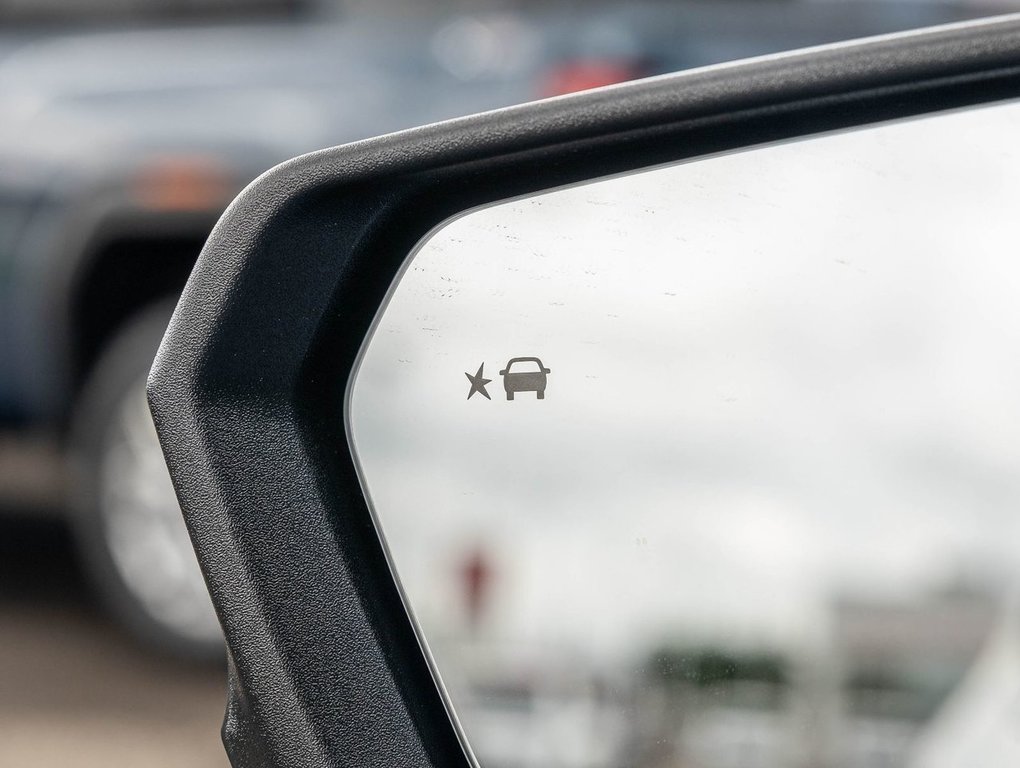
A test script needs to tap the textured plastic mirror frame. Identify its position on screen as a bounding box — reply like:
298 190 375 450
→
149 16 1020 768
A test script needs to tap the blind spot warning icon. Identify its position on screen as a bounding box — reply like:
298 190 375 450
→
499 357 551 400
465 363 492 400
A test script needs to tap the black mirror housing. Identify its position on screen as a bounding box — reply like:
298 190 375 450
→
149 15 1020 768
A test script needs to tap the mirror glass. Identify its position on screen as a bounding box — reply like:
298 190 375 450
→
349 99 1020 768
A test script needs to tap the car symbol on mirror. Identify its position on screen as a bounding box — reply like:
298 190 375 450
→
499 357 551 400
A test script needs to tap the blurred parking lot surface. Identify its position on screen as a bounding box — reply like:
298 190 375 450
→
0 514 228 768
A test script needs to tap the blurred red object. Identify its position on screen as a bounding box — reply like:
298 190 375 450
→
460 548 492 630
540 59 644 97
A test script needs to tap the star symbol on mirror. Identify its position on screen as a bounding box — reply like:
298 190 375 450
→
465 363 491 400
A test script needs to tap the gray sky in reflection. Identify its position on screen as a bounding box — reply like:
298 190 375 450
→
350 99 1020 661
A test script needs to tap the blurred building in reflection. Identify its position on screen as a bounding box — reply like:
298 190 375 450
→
908 594 1020 767
431 578 1005 768
449 639 632 768
634 586 1001 768
834 587 998 767
637 646 795 768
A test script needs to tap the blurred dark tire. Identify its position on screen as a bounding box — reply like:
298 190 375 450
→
69 299 223 661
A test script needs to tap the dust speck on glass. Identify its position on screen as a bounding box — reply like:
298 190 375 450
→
349 99 1020 768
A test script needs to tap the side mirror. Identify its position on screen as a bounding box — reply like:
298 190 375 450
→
150 16 1020 768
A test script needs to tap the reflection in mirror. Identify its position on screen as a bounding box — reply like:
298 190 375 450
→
349 99 1020 768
